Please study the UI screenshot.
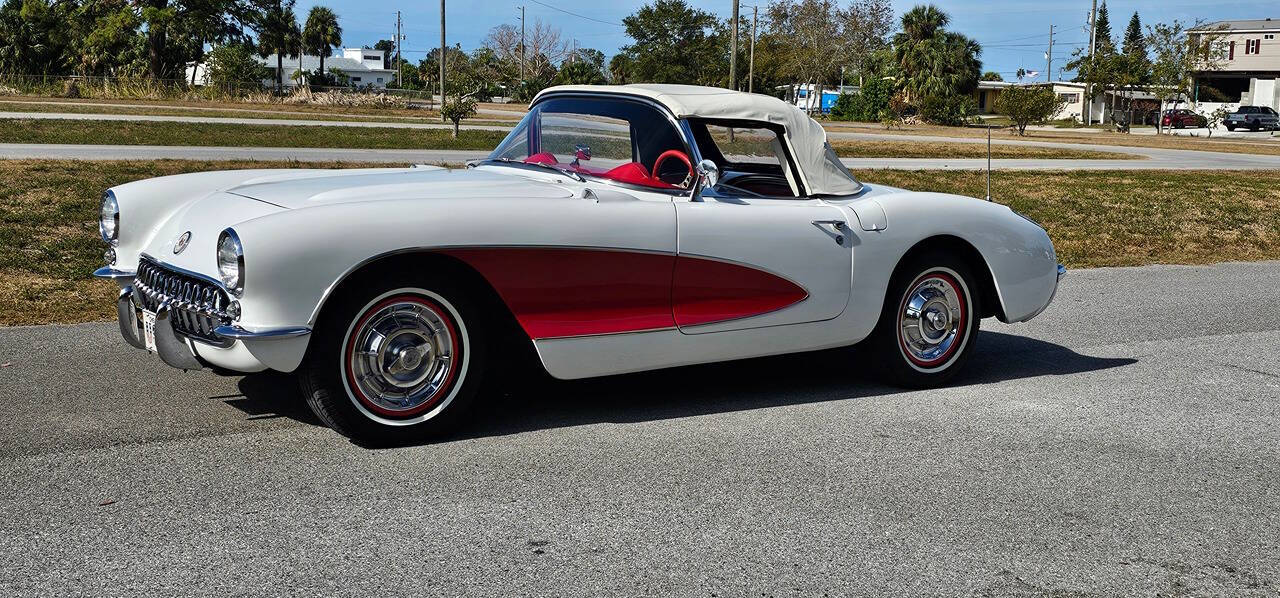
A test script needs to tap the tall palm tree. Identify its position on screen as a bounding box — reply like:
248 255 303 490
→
255 0 301 92
303 6 342 85
891 4 981 102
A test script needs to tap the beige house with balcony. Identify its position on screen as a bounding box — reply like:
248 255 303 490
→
1191 18 1279 109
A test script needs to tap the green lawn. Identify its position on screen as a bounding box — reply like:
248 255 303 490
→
2 159 1277 326
0 118 509 150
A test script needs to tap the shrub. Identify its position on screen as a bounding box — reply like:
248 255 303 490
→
829 78 894 122
441 96 478 138
918 93 976 126
995 86 1068 135
205 45 270 93
62 79 81 98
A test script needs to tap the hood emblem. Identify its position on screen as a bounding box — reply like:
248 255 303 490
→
173 231 192 255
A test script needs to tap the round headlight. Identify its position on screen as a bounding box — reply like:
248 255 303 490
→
217 229 244 296
99 191 119 243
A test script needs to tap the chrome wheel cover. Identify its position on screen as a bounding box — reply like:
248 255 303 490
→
898 271 967 368
345 296 459 417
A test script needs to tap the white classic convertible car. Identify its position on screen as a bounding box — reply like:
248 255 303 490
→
94 84 1063 442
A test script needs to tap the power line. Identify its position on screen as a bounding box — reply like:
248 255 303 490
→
527 0 624 27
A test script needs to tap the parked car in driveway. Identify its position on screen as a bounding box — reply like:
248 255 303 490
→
93 84 1064 443
1224 106 1280 131
1160 109 1208 129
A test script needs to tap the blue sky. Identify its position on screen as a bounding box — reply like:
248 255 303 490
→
293 0 1275 81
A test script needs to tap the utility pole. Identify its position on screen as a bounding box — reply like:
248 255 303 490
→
748 5 757 93
439 0 446 117
395 11 402 88
1046 24 1054 83
572 38 577 64
1085 0 1098 125
730 0 739 91
518 5 525 83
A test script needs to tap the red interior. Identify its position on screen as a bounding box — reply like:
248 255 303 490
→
522 153 681 190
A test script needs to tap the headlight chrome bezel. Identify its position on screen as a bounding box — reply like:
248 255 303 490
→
99 190 119 244
217 228 245 297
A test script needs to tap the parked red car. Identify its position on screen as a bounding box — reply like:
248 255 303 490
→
1160 109 1208 129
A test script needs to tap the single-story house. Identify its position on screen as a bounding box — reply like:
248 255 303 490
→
187 48 399 90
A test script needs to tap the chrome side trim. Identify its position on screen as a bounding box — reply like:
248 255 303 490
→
94 266 136 279
212 325 311 340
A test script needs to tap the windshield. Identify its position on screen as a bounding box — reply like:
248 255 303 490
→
487 96 695 190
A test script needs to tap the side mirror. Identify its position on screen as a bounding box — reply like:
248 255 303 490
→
692 159 719 201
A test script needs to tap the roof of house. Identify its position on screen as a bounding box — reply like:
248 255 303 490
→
257 54 395 75
1192 18 1279 32
534 84 862 196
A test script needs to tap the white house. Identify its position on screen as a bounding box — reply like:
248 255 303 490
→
187 47 399 90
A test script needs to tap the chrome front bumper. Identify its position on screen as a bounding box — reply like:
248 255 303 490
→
98 267 311 372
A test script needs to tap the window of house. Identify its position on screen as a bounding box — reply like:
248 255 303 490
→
1058 93 1080 103
365 55 379 61
352 77 362 82
1265 34 1275 40
1245 39 1261 54
377 77 383 83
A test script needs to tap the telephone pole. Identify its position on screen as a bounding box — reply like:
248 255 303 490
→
729 0 739 91
1046 24 1055 83
748 5 757 93
518 5 525 83
439 0 446 117
395 11 403 87
1085 0 1098 125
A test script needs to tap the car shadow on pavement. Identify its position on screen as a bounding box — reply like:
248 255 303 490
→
453 330 1137 442
228 329 1135 447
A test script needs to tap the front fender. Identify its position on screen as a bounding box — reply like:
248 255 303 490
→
226 194 677 334
841 191 1058 330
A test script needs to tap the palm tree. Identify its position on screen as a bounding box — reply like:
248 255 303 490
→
255 0 301 92
891 5 981 103
303 6 342 85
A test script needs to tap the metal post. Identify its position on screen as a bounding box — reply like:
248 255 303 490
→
519 5 525 83
985 125 992 202
748 5 757 94
730 0 739 91
439 0 446 118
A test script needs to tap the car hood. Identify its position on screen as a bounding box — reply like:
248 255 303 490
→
223 165 575 209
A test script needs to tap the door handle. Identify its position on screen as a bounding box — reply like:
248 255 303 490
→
812 220 846 246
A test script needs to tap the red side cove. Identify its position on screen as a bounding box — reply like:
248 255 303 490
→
671 255 808 328
439 248 807 339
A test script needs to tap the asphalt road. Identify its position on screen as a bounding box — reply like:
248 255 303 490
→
1 261 1278 596
5 109 1280 170
5 141 1280 171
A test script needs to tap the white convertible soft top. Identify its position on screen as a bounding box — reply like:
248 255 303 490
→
533 84 862 197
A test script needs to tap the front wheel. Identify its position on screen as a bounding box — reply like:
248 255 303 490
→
867 252 981 388
298 276 488 444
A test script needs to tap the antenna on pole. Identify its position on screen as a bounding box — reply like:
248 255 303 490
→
985 124 993 202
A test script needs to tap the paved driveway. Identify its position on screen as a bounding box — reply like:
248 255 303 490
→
1 261 1278 596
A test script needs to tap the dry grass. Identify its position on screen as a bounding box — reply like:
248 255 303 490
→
859 169 1280 268
0 159 388 326
2 160 1278 326
830 139 1139 160
0 118 509 150
0 94 527 121
824 121 1280 156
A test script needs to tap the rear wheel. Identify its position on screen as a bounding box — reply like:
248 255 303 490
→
1226 123 1236 131
867 251 981 388
1250 119 1261 132
299 275 488 444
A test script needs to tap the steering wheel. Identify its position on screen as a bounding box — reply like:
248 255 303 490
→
652 149 694 188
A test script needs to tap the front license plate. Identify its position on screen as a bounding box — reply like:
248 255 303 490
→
142 309 157 352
